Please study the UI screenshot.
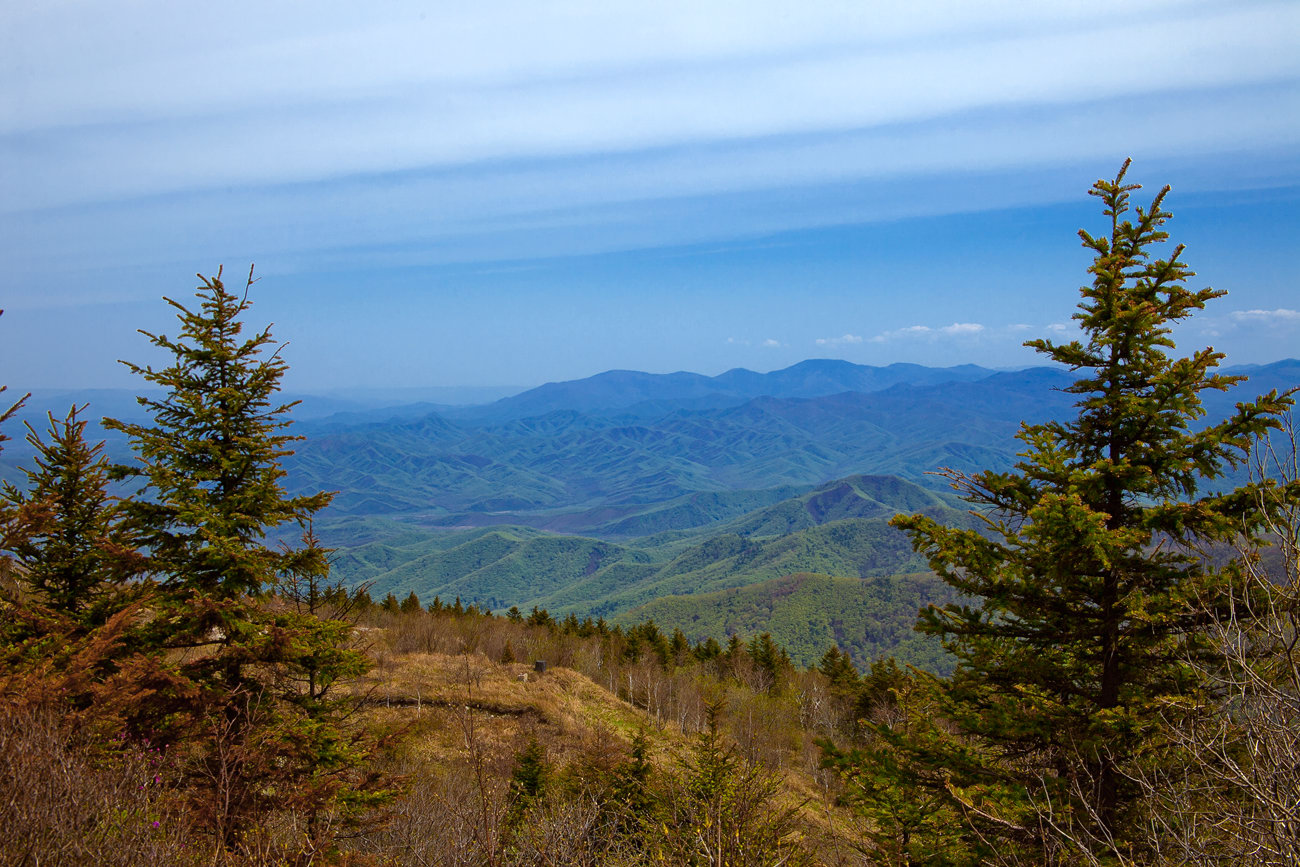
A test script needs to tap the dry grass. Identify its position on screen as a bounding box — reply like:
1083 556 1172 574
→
0 604 866 865
346 646 870 865
359 651 669 767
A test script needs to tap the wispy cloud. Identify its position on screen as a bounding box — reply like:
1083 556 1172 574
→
815 333 863 346
1191 308 1300 339
1230 308 1300 323
3 1 1298 212
2 2 1296 388
870 322 985 342
869 325 935 342
726 336 784 348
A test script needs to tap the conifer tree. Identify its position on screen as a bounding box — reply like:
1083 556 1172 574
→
891 161 1295 858
817 645 859 694
821 666 978 866
656 700 804 865
747 632 789 691
2 405 142 620
102 267 390 853
105 266 330 600
508 738 549 813
612 728 653 819
271 523 370 711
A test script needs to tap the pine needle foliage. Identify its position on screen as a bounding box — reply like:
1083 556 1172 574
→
890 161 1297 858
2 405 142 621
0 309 32 571
105 266 331 598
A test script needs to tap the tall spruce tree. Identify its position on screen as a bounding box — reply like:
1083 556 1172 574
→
891 161 1295 859
106 266 330 599
103 268 391 852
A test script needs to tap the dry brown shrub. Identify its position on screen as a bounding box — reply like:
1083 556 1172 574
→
0 704 201 866
1134 416 1300 866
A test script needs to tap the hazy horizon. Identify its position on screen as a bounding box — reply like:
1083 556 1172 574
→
10 355 1298 412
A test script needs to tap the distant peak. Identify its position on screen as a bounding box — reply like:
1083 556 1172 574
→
782 357 867 371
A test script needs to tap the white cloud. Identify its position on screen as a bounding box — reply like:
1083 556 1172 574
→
13 1 1277 138
1230 308 1300 323
870 322 989 342
815 333 864 346
1182 308 1299 342
870 325 925 342
726 336 784 347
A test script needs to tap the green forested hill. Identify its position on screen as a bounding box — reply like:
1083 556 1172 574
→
335 515 961 670
330 474 981 671
336 513 942 616
627 571 960 671
715 473 961 536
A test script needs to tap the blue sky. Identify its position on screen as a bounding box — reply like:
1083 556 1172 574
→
2 0 1297 393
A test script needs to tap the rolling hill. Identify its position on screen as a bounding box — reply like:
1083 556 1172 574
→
627 571 960 671
329 473 980 653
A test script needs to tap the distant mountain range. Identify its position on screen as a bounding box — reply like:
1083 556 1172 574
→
283 362 1073 518
6 357 1296 669
443 359 997 422
298 356 1297 667
282 359 1299 521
